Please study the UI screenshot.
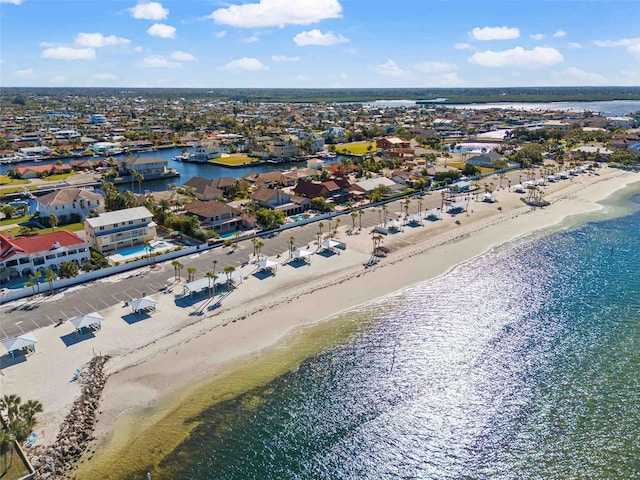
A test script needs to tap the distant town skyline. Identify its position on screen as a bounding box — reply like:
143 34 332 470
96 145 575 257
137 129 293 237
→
1 0 639 89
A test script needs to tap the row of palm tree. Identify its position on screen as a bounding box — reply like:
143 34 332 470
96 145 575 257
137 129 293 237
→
172 258 237 294
0 394 43 473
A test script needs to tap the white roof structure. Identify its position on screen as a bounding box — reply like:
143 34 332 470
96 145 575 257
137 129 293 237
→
385 219 403 230
130 296 158 313
70 312 104 331
257 258 279 271
447 201 467 212
426 208 441 219
2 332 38 355
354 177 397 193
85 206 153 229
319 239 341 250
406 214 422 224
183 277 212 294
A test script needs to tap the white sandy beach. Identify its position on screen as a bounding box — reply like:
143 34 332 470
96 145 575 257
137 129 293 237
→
2 165 638 475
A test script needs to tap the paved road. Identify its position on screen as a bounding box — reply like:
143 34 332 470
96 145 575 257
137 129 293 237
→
0 193 452 341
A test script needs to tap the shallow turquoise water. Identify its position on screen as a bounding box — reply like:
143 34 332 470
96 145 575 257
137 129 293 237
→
145 188 640 479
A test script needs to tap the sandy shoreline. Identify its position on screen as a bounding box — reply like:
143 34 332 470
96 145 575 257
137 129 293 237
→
3 166 639 476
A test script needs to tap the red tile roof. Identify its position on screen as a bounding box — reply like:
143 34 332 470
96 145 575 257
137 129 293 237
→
0 231 86 261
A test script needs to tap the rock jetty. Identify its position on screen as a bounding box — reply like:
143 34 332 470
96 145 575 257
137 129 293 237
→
28 355 109 479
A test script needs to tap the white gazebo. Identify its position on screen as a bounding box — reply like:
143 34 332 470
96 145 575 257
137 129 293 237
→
70 312 104 333
385 219 403 231
425 208 441 220
256 257 279 273
318 239 341 252
406 214 422 225
2 332 38 358
130 296 158 314
291 248 313 264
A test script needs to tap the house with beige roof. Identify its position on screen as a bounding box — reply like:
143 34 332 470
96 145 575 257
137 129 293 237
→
36 187 104 221
183 200 243 233
84 206 156 254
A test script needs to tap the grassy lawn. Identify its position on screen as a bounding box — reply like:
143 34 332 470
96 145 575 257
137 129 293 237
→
0 175 29 185
0 450 31 480
0 214 31 226
209 155 259 166
334 141 376 155
0 185 39 195
41 172 77 182
445 162 497 175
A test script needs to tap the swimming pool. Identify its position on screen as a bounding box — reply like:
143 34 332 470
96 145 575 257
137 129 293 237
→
109 241 174 262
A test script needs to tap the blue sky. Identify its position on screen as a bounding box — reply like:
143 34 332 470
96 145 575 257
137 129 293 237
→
1 0 639 88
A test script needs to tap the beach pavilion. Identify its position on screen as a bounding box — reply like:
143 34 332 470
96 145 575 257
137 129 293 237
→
256 257 279 273
318 239 342 253
291 248 313 264
2 332 38 358
70 312 104 334
447 201 467 213
130 296 158 314
406 213 423 226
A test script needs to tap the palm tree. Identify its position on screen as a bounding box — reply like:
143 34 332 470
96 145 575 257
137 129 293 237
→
223 265 236 291
350 210 357 231
187 267 196 282
288 236 295 256
206 271 218 296
382 205 389 225
212 259 218 275
44 268 57 295
234 231 241 249
172 260 183 280
332 218 341 237
316 221 324 244
255 240 265 257
49 213 59 232
358 210 364 231
251 238 258 257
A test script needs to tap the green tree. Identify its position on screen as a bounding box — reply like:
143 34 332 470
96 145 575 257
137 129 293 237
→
206 271 218 296
255 208 286 230
187 267 196 282
58 261 79 278
1 205 16 220
223 265 236 291
45 268 57 295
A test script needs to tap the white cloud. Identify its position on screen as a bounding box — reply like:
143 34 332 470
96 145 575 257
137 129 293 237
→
594 37 640 58
243 35 260 43
454 42 473 50
568 42 582 49
375 60 407 77
171 51 196 61
293 29 348 46
272 55 300 62
93 73 118 80
553 30 567 38
593 37 640 47
414 61 456 73
50 75 66 84
208 0 342 28
147 23 176 38
471 26 520 41
222 57 268 71
15 68 37 79
0 0 23 4
141 54 181 68
468 46 563 67
75 33 131 48
531 33 545 41
214 31 227 38
552 67 607 85
41 47 96 60
129 2 168 20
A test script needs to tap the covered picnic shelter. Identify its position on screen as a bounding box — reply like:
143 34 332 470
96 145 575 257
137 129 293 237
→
2 332 38 358
130 296 158 314
257 257 279 273
70 312 104 334
291 248 313 264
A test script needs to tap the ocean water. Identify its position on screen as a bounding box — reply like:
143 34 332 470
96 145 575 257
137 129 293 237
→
125 189 640 479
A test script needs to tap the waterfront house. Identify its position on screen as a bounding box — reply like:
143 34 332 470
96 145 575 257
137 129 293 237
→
183 200 243 233
242 171 291 189
184 176 238 200
121 156 168 178
36 187 104 221
0 230 90 282
466 151 506 168
11 163 72 179
293 181 331 200
376 136 411 149
250 188 308 215
84 206 156 254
